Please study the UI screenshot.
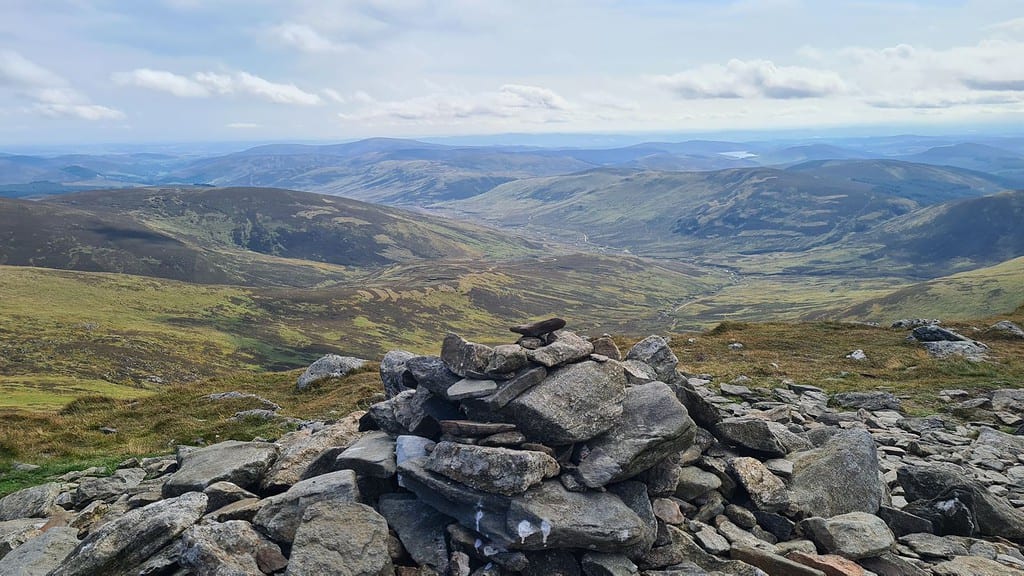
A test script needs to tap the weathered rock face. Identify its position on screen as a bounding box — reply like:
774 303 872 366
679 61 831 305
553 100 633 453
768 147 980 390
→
49 492 207 576
575 381 696 488
286 502 392 576
424 442 558 495
786 429 884 518
9 320 1024 576
296 353 367 391
506 359 625 445
163 440 279 497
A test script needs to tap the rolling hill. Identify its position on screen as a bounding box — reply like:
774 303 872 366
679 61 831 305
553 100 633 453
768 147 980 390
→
2 186 540 286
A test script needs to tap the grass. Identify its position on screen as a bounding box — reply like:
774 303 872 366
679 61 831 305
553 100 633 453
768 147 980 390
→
665 303 1024 415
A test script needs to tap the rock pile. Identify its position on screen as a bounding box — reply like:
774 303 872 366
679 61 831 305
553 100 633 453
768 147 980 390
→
1 319 1024 575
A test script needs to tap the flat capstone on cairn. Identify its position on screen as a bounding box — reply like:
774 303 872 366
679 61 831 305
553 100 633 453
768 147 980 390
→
1 317 1024 575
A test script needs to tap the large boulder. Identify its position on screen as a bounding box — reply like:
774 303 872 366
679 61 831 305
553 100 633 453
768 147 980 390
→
625 336 679 382
441 333 494 377
405 356 460 397
178 520 286 576
527 330 594 368
378 494 451 575
252 470 360 545
715 418 811 457
0 526 78 576
506 360 626 445
508 481 650 552
262 416 361 492
287 501 392 576
163 440 279 498
785 429 884 518
0 519 44 560
801 512 894 560
0 483 60 521
424 442 558 495
366 387 459 439
48 492 207 576
379 350 417 398
575 381 696 488
74 468 145 508
832 391 901 412
297 354 367 391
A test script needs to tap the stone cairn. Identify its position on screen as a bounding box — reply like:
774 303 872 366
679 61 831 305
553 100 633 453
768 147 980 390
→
2 319 1024 575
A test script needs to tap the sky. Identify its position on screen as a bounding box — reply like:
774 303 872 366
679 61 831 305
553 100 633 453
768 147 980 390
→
1 0 1023 145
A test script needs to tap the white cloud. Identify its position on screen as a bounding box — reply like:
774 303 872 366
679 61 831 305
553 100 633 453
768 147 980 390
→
1 50 123 122
867 91 1024 109
654 59 847 99
113 68 210 97
0 50 66 87
114 68 322 105
235 72 322 105
989 17 1024 36
339 84 574 124
34 103 125 120
271 22 354 53
322 88 346 103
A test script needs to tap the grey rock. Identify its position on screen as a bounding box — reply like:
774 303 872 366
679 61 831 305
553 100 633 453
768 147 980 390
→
575 381 696 488
729 457 788 513
898 532 968 558
876 505 933 537
922 341 988 360
0 483 60 521
287 501 392 576
333 430 397 478
625 336 679 382
405 355 460 397
931 556 1024 576
263 416 361 491
425 441 558 495
508 480 649 552
488 344 529 374
482 366 547 409
179 520 285 576
379 349 417 397
904 483 1024 540
621 360 659 386
911 325 973 343
580 552 638 576
786 428 884 517
74 468 145 508
729 546 825 576
801 512 894 560
163 440 279 497
753 511 795 542
0 519 44 560
832 391 901 411
367 387 460 439
441 333 494 377
48 492 207 576
637 525 764 574
203 481 257 513
714 418 811 456
607 481 658 560
987 320 1024 339
297 354 368 391
507 360 625 445
0 526 77 576
379 494 451 575
523 549 581 576
858 552 931 576
446 378 499 401
252 469 360 545
590 336 623 362
527 330 595 368
897 462 971 502
675 467 722 501
725 505 758 530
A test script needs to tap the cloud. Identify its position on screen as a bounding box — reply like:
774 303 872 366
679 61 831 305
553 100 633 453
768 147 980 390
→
1 50 123 121
867 92 1024 109
339 84 574 124
989 17 1024 36
114 68 322 105
271 22 354 53
34 103 125 120
654 59 847 99
113 68 209 97
0 50 66 87
322 88 346 103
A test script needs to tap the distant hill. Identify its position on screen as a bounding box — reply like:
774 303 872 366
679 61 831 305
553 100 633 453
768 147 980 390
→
1 186 538 286
898 143 1024 178
785 159 1018 205
857 189 1024 274
756 143 871 165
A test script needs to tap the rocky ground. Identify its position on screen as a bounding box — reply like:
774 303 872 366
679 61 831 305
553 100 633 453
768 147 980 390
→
1 319 1023 575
